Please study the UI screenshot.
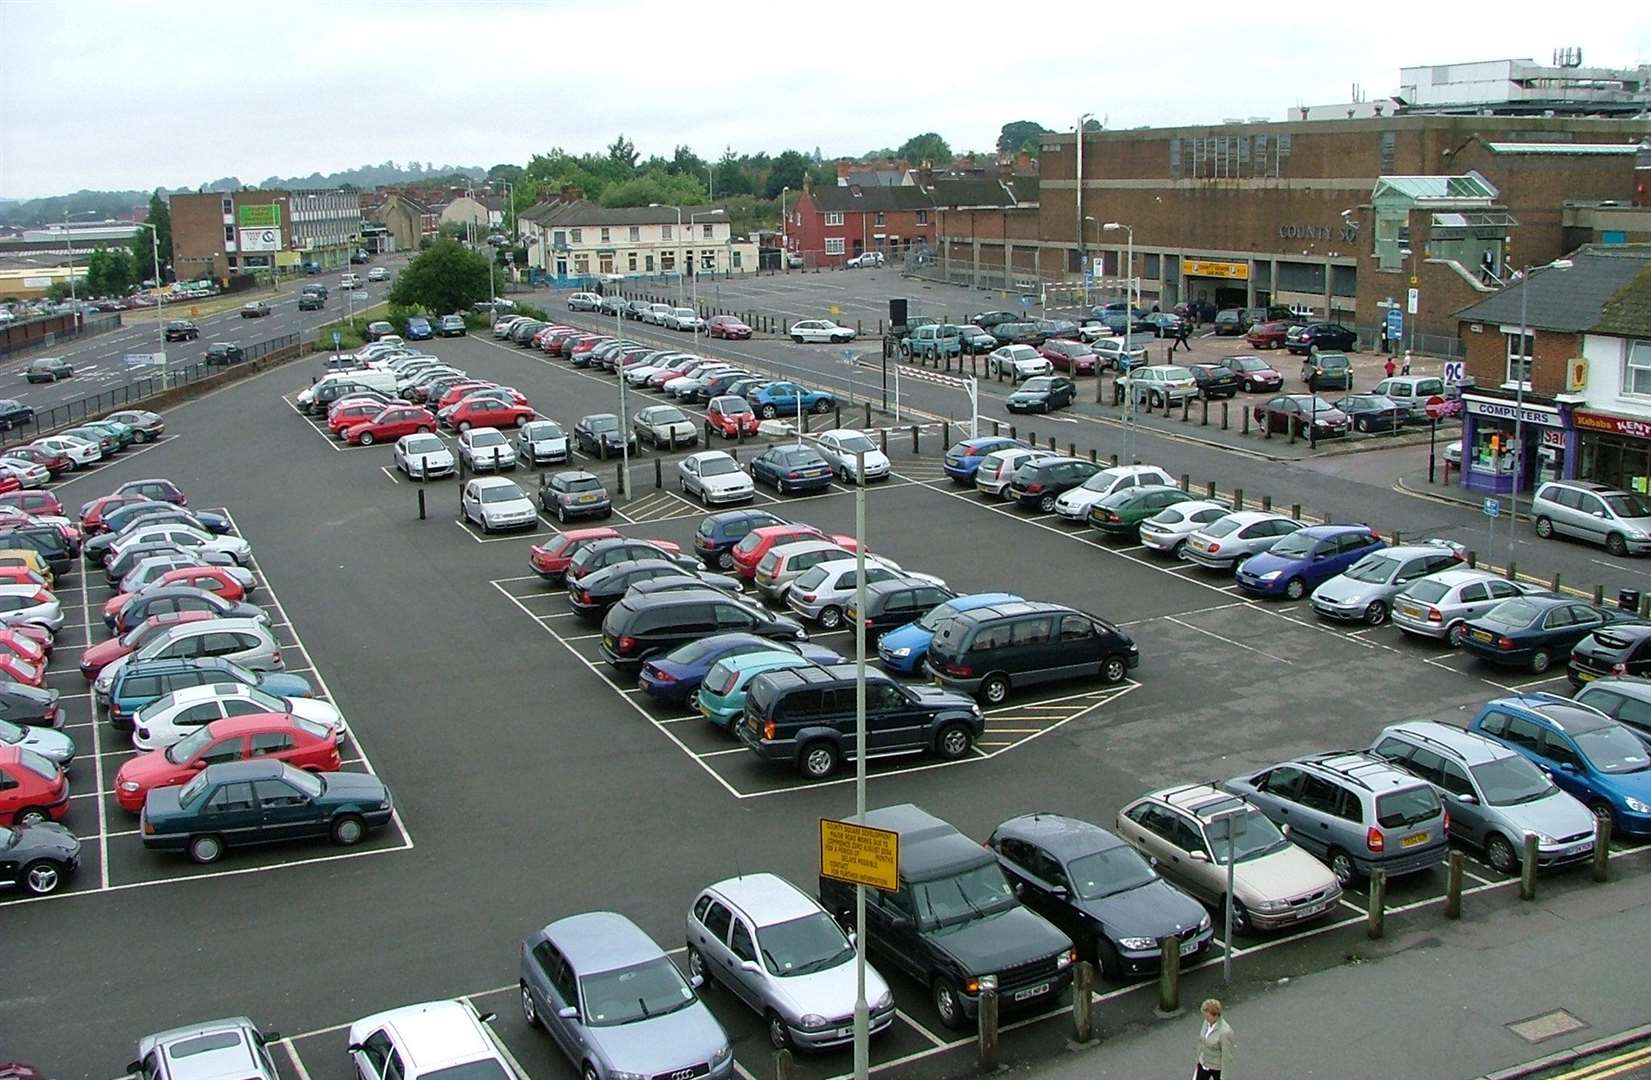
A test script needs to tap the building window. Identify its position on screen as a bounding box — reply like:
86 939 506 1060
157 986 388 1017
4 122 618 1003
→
1625 341 1651 396
916 210 928 225
662 252 676 271
646 254 655 271
570 228 582 243
825 212 844 226
227 256 238 270
825 238 845 255
629 226 640 242
699 223 711 239
874 212 886 226
224 225 235 244
573 254 589 274
627 252 638 272
700 250 715 270
732 250 743 269
662 224 673 241
552 230 566 248
599 227 610 243
1505 331 1535 386
222 197 233 215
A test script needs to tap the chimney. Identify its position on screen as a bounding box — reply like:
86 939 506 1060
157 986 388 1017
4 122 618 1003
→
559 183 583 203
1635 138 1651 208
998 156 1014 180
802 172 812 194
919 160 934 187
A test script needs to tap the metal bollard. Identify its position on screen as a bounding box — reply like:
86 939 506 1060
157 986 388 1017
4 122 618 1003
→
911 425 919 454
654 457 662 489
1222 401 1229 429
1520 834 1538 900
1392 530 1402 546
1445 851 1464 919
1089 447 1097 463
704 419 712 443
1594 584 1605 607
616 459 625 492
1261 495 1272 512
1290 503 1301 520
1234 487 1244 511
991 419 1001 436
1367 868 1386 939
1072 960 1096 1042
1201 398 1209 426
1593 814 1612 882
1180 473 1190 492
1156 935 1181 1016
1242 407 1251 435
1009 425 1017 441
835 405 841 430
1506 561 1517 581
1181 397 1191 422
864 402 871 428
1048 435 1056 452
417 488 426 520
1467 550 1477 568
1206 481 1217 500
1095 373 1103 402
1110 453 1119 467
1029 430 1037 447
977 984 999 1072
942 421 950 449
857 319 862 336
880 428 888 455
772 1047 794 1080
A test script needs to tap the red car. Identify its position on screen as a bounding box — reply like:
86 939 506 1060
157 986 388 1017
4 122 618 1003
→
0 746 69 826
79 610 216 680
0 654 43 688
113 713 343 813
706 396 759 438
529 528 623 581
435 382 496 410
344 405 438 446
79 493 147 533
707 315 753 340
3 625 52 655
648 360 700 390
1245 321 1291 349
6 446 71 478
327 400 387 437
0 629 47 666
448 399 535 433
102 566 250 623
0 475 23 497
1038 339 1098 375
0 491 61 518
730 524 859 579
0 566 49 591
569 336 608 363
544 328 580 355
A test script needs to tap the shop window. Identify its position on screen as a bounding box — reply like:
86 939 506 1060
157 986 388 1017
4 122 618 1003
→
1505 332 1534 386
1624 341 1651 397
1144 254 1160 279
1472 428 1516 474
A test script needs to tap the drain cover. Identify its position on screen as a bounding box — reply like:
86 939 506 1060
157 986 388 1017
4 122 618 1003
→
1507 1009 1589 1044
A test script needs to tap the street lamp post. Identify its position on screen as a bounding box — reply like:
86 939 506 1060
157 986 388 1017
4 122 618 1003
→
1075 113 1093 290
1103 222 1137 464
688 209 724 351
132 222 168 386
780 186 789 270
1509 259 1573 566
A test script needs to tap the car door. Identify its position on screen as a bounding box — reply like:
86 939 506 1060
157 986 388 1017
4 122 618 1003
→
680 456 701 496
351 1029 394 1080
864 680 927 753
726 915 767 1009
1571 490 1610 545
253 775 318 840
864 883 926 979
1249 764 1306 832
541 942 585 1060
1562 605 1607 653
198 780 260 846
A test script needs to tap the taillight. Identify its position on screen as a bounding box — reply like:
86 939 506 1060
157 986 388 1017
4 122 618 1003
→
1497 636 1515 650
1023 481 1043 494
271 650 281 664
1612 662 1629 675
1206 542 1221 554
798 593 817 602
1366 827 1385 853
651 668 675 683
32 590 48 603
1427 607 1442 623
618 635 637 654
763 718 776 740
1442 810 1450 834
943 662 973 677
788 470 803 479
865 618 877 629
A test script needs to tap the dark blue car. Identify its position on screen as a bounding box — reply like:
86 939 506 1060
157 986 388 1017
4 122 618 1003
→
749 445 833 494
1458 595 1633 674
1234 524 1385 600
405 316 434 340
747 381 834 420
1469 694 1651 838
943 437 1025 483
693 508 788 571
637 632 842 707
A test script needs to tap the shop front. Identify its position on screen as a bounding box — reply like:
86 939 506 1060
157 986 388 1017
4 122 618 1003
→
1575 410 1651 495
1182 258 1252 312
1459 394 1574 494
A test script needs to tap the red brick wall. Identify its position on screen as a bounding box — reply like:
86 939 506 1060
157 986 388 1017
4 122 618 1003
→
1460 323 1579 393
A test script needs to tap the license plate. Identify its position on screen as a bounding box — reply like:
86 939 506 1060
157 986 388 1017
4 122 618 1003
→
1396 602 1420 618
1578 670 1598 682
699 701 710 717
1472 629 1493 643
1190 539 1208 551
1013 982 1050 1002
1292 902 1325 920
603 635 615 651
579 495 597 504
1401 832 1430 848
1179 938 1199 957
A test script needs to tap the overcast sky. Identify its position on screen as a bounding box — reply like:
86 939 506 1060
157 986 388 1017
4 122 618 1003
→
2 0 1648 199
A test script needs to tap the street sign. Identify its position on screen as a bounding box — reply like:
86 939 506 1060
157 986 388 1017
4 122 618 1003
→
1425 395 1449 420
1443 360 1465 385
1410 274 1419 286
1483 498 1501 519
332 331 342 348
189 306 199 318
1385 308 1403 340
829 304 841 317
819 818 899 892
839 348 857 365
1020 294 1035 309
1407 288 1419 315
121 352 164 369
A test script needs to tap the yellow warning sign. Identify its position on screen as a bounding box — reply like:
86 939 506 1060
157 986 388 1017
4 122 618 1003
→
820 818 899 892
190 306 199 317
829 304 842 317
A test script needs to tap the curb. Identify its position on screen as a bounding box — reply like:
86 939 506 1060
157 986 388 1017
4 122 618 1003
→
1392 475 1530 523
1478 1022 1651 1080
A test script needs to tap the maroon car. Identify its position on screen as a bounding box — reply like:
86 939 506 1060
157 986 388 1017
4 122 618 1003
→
1038 339 1098 375
4 446 71 478
1245 321 1291 350
707 315 752 340
1219 355 1286 393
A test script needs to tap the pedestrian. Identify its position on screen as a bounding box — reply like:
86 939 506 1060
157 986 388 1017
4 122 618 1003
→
1171 319 1192 355
1402 352 1413 376
1194 998 1234 1079
1384 356 1397 380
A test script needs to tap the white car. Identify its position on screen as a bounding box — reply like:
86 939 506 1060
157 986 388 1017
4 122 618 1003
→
813 429 891 483
111 524 252 565
516 420 569 465
31 435 100 467
349 1000 523 1080
568 292 602 311
666 307 706 331
130 683 346 752
633 405 699 448
1119 365 1198 407
975 447 1057 498
790 319 855 344
0 458 50 487
678 451 754 505
987 345 1052 381
1137 500 1232 556
340 273 361 289
493 315 526 338
785 556 944 628
458 427 517 472
462 476 537 533
1053 464 1177 522
664 363 734 400
845 251 885 268
394 432 455 480
644 302 675 325
367 267 390 282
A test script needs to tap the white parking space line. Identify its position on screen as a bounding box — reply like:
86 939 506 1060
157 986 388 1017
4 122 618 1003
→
380 466 399 485
897 1009 949 1049
79 565 110 889
277 1039 314 1080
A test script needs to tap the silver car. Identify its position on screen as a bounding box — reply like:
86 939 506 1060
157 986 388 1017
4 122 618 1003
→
458 426 517 472
1371 721 1597 873
1138 500 1231 556
634 405 700 449
103 619 283 696
516 420 569 465
813 429 891 483
0 458 50 487
975 448 1055 498
1531 480 1651 557
1309 543 1465 626
987 344 1051 381
1054 464 1177 522
0 715 74 767
753 540 854 605
112 525 251 566
678 451 754 506
686 872 895 1051
394 433 456 480
0 584 63 632
1391 568 1537 647
1181 511 1304 570
520 911 733 1080
463 477 538 533
130 1017 282 1080
786 559 944 630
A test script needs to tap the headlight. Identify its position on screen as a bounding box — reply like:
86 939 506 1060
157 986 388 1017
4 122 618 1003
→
1259 570 1282 582
1199 912 1212 931
119 780 141 793
1252 898 1288 913
888 646 911 658
874 989 894 1011
798 1013 829 1031
710 1043 733 1065
1536 833 1558 846
971 704 982 717
1116 937 1155 951
1056 948 1076 969
1626 798 1651 814
795 629 807 639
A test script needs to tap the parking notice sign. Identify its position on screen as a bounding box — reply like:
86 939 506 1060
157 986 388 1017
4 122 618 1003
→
820 818 899 892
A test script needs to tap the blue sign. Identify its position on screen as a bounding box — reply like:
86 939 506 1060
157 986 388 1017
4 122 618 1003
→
1483 498 1501 519
1385 308 1403 340
1020 294 1035 309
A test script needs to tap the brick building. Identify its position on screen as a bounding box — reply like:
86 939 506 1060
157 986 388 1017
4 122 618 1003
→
786 178 936 265
172 190 295 282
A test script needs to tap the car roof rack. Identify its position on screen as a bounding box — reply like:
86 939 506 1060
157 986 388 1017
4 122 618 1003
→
1381 724 1473 762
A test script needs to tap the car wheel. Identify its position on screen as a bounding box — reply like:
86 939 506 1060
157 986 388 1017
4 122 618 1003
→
1589 800 1616 828
980 673 1010 706
766 1011 791 1050
1037 493 1058 513
935 722 972 760
1528 648 1552 674
932 977 967 1031
1534 515 1554 539
520 982 541 1029
1607 532 1630 557
556 505 567 523
14 807 48 827
1354 417 1369 433
331 814 366 846
188 834 224 864
1446 622 1467 648
791 334 804 343
1101 655 1128 683
814 399 832 415
1486 834 1519 875
687 944 711 987
133 430 149 444
1283 577 1307 601
1363 600 1388 626
20 859 62 896
1096 936 1123 981
515 414 530 428
1149 391 1163 408
358 431 375 446
761 404 777 419
1328 848 1359 887
798 741 842 779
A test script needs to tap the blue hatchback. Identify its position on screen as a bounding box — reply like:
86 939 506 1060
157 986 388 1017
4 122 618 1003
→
638 632 842 707
943 437 1025 483
1469 694 1651 838
747 381 834 420
877 592 1024 673
406 316 434 340
1234 524 1385 601
692 508 788 571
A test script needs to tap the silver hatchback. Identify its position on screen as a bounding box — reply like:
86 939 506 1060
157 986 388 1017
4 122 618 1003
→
686 872 895 1051
975 448 1055 498
1308 543 1463 626
1531 480 1651 557
1390 568 1538 647
1181 511 1304 570
1138 500 1230 556
130 1017 282 1080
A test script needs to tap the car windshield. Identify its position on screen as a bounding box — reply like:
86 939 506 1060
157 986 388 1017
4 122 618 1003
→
421 1063 511 1080
403 435 444 454
793 567 830 590
470 431 506 447
1202 517 1244 538
579 957 696 1026
480 485 525 503
525 422 563 439
0 717 24 743
1344 554 1402 584
588 416 618 433
1482 599 1541 627
1162 366 1193 380
758 910 854 977
716 398 751 414
1402 580 1452 603
834 434 877 453
1268 533 1316 559
1574 725 1651 774
165 725 218 764
1605 493 1651 519
912 862 1017 927
1021 378 1052 391
1067 845 1158 900
700 457 740 477
1469 755 1557 806
649 408 688 424
1208 809 1291 864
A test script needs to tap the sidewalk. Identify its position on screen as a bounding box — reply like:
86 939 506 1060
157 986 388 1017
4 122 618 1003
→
1026 870 1651 1080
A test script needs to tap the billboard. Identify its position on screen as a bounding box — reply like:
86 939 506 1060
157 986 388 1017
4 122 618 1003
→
237 203 280 228
239 227 280 252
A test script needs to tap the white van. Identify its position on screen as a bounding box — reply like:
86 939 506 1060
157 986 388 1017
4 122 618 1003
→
296 369 398 409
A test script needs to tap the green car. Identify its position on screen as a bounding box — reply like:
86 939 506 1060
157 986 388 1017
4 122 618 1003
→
1304 351 1352 391
902 323 963 360
1087 484 1196 539
83 419 136 449
698 651 817 729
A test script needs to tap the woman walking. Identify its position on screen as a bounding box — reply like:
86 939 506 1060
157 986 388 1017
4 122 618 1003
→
1194 998 1234 1079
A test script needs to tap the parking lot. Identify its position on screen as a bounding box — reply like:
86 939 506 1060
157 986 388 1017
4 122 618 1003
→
5 322 1649 1080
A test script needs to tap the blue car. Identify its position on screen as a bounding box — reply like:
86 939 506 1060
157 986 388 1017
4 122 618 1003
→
638 632 841 707
1458 595 1632 674
747 381 834 420
106 656 313 731
943 436 1026 483
1469 694 1651 838
1234 524 1385 601
877 592 1024 674
749 444 833 494
693 508 788 571
405 316 434 340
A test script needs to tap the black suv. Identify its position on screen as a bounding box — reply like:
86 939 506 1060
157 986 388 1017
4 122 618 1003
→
817 803 1075 1030
848 578 957 633
599 589 805 670
1006 457 1102 513
925 600 1138 705
737 664 982 777
163 320 198 342
298 292 326 311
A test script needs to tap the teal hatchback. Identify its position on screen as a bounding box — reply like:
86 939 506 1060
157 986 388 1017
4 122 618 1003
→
698 651 817 729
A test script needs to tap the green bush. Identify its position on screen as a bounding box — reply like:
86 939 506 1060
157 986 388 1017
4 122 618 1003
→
512 301 549 321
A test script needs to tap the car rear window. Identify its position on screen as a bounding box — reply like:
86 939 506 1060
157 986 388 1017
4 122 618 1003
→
1375 786 1441 829
168 1032 244 1059
794 567 829 590
705 660 739 696
1404 580 1451 603
747 676 775 715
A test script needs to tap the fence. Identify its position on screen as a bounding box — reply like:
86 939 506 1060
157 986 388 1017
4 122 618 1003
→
0 331 298 447
0 312 124 360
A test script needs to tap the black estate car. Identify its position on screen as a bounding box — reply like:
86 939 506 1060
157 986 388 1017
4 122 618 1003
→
599 589 805 671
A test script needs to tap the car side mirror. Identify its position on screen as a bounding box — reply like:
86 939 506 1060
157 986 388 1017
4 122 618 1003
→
188 760 205 770
475 1013 495 1025
889 914 913 929
1012 881 1024 897
128 1062 144 1075
740 960 761 974
689 973 705 989
1050 885 1069 899
1454 793 1477 805
1188 851 1209 862
847 931 857 946
557 1005 578 1020
1280 823 1292 836
258 1031 281 1044
345 1044 363 1055
1595 510 1608 519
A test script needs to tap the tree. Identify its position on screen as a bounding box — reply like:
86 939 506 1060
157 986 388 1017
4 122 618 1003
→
1082 118 1102 132
130 191 172 281
713 147 752 196
606 134 639 176
997 120 1049 156
600 169 706 209
896 132 951 165
487 163 525 187
669 145 706 178
388 237 495 314
84 248 137 296
765 150 812 199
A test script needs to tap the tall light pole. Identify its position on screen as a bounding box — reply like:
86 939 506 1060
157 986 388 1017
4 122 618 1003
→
614 297 631 499
132 222 169 386
650 203 686 306
688 208 724 351
1509 258 1573 566
59 209 99 305
1103 221 1136 464
1082 215 1100 310
1075 113 1093 290
850 447 869 1080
